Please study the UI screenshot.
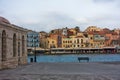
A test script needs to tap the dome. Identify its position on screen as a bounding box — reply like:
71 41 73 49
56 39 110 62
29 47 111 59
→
0 16 10 24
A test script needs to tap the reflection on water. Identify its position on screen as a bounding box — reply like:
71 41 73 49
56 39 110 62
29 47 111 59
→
28 54 120 63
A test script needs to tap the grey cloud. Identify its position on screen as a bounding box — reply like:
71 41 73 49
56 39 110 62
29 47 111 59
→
16 12 82 32
17 12 120 32
37 12 81 30
85 14 120 29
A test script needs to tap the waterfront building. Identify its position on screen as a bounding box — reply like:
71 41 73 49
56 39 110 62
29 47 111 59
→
87 32 94 48
46 37 57 48
27 31 40 48
72 32 89 48
39 31 48 49
45 33 63 49
105 31 119 47
62 27 76 37
111 32 119 46
49 34 62 48
62 32 89 49
50 29 62 34
102 28 111 33
68 28 77 35
62 37 73 48
72 36 83 48
85 26 101 32
113 29 120 36
68 27 80 35
93 32 105 48
0 16 27 69
87 31 105 48
62 27 68 36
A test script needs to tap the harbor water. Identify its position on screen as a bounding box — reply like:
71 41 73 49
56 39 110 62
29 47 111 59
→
28 54 120 63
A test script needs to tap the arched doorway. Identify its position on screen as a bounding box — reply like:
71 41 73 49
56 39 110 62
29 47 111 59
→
22 35 25 56
13 33 16 57
18 42 20 65
2 30 7 61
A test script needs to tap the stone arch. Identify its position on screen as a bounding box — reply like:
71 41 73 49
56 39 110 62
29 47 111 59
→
13 33 17 57
18 42 20 57
22 35 25 56
2 30 7 61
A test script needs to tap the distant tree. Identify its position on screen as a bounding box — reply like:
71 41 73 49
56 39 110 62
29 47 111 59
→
50 30 54 34
75 26 80 32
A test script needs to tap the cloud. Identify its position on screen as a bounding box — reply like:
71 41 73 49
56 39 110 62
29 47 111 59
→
0 0 120 32
14 12 82 32
93 0 115 3
6 11 120 32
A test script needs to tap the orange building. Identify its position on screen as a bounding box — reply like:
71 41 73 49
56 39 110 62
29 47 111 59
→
47 33 63 48
105 32 119 47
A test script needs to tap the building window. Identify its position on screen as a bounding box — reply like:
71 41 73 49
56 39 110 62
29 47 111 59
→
68 41 69 43
74 40 76 43
52 41 54 43
66 41 67 43
81 45 84 47
91 44 93 46
68 45 70 48
91 37 93 40
2 30 7 61
77 39 79 43
81 39 83 44
74 45 76 47
13 33 17 57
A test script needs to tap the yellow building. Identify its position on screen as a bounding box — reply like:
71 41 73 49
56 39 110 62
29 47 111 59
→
85 26 101 32
87 32 105 48
87 32 94 48
39 31 48 49
62 32 89 49
93 34 105 48
62 37 73 48
46 37 57 48
72 32 89 48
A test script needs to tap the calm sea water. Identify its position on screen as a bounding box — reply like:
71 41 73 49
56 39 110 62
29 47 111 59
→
28 54 120 63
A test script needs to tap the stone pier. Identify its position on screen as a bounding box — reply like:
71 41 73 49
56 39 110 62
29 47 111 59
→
0 62 120 80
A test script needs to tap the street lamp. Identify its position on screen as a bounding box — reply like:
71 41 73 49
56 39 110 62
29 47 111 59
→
34 35 37 62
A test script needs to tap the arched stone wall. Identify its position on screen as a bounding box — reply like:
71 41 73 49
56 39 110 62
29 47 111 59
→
22 35 25 56
13 33 17 57
0 16 27 69
2 30 7 61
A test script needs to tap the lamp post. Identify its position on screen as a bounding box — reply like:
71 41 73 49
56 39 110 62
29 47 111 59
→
34 35 37 62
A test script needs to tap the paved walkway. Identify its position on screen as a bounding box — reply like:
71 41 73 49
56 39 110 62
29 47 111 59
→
0 62 120 80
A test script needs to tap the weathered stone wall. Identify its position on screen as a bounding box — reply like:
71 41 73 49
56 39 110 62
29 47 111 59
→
0 27 2 69
0 21 27 69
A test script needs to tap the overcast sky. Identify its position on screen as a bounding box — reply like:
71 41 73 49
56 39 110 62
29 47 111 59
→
0 0 120 32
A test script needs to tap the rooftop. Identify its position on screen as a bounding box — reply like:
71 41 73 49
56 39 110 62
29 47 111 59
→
0 16 10 24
